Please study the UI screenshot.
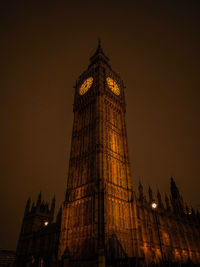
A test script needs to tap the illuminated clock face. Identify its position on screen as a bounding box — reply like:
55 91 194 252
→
79 77 93 95
106 77 120 95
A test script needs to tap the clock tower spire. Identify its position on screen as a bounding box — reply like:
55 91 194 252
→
89 39 110 67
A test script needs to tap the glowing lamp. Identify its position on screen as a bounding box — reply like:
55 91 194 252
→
151 202 157 209
44 221 49 226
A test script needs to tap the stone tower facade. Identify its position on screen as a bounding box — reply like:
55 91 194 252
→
58 41 141 266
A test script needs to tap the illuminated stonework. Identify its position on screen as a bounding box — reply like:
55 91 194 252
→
58 41 135 266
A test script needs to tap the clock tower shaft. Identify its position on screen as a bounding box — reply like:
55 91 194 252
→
58 42 140 266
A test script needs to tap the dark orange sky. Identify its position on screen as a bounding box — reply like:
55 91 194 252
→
0 0 200 250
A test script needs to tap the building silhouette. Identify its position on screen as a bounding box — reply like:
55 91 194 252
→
15 42 200 267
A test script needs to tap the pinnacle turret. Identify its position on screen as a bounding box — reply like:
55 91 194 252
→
170 177 181 200
148 185 153 203
170 177 184 215
25 197 31 214
51 195 56 217
36 191 42 206
138 179 144 201
157 189 163 208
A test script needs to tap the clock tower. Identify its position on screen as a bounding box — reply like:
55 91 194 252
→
58 41 140 266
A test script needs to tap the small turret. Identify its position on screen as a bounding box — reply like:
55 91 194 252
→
138 179 144 201
170 177 180 200
148 185 153 203
25 197 31 214
170 177 184 215
51 195 56 215
36 192 42 207
157 189 163 209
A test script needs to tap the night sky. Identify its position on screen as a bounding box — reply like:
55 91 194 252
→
1 0 200 250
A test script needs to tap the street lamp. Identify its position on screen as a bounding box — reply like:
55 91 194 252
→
151 202 164 263
151 202 157 209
